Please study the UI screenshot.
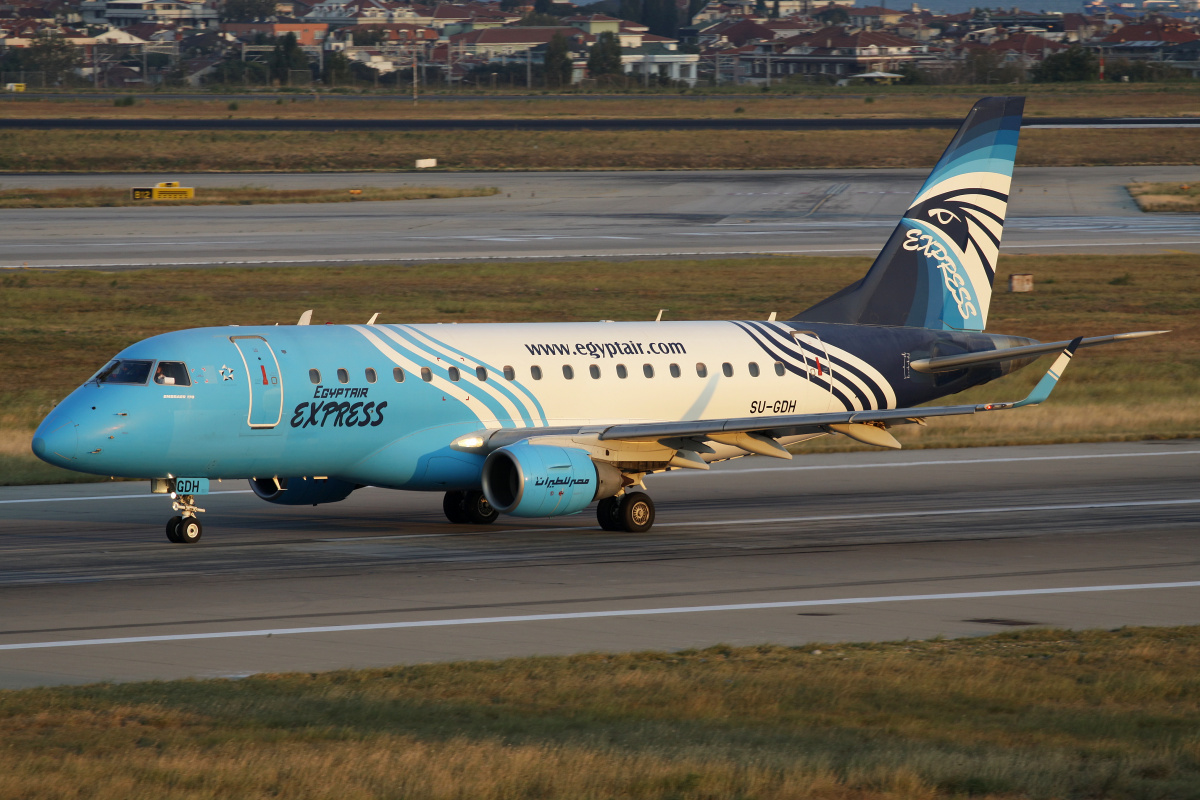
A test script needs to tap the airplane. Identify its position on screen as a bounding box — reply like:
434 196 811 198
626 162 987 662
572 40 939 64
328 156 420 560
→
31 96 1164 544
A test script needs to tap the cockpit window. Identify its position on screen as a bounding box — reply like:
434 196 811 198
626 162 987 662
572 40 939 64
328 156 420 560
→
95 359 154 385
153 361 191 387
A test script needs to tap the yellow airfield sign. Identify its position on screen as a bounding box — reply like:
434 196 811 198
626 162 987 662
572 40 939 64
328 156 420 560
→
130 181 195 201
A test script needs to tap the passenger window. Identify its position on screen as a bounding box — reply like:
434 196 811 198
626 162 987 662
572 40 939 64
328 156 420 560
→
669 363 681 378
393 367 405 382
421 367 432 382
722 362 733 377
96 359 153 385
696 363 707 378
503 365 515 381
337 368 349 384
153 361 191 387
476 366 487 381
448 366 460 382
531 365 543 380
616 364 628 379
589 364 600 379
563 365 574 379
643 364 654 378
365 368 377 384
748 362 760 377
775 361 785 376
309 368 321 384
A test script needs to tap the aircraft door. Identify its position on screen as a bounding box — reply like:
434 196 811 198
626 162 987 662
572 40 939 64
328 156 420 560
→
791 330 835 411
230 335 283 428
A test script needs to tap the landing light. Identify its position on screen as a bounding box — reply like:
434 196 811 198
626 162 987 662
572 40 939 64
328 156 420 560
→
454 435 486 449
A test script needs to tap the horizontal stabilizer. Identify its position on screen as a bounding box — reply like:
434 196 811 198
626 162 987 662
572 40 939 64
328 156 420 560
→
909 330 1167 373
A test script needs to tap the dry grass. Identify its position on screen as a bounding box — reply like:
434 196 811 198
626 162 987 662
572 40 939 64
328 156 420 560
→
0 185 497 209
5 85 1200 120
0 127 1196 172
1 626 1199 799
1 253 1194 484
1128 181 1200 212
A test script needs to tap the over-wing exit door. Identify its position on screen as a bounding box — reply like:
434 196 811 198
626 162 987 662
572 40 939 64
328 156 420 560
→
230 336 283 428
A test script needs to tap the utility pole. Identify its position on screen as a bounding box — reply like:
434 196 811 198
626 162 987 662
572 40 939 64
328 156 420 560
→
526 48 532 88
412 43 418 104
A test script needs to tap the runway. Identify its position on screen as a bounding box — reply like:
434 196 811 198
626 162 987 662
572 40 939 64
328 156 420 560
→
2 166 1199 269
1 440 1197 688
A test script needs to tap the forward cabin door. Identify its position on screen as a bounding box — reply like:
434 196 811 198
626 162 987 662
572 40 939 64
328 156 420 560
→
230 335 283 428
791 330 834 412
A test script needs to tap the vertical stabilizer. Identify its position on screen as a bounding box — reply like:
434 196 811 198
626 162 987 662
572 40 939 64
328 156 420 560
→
794 96 1024 331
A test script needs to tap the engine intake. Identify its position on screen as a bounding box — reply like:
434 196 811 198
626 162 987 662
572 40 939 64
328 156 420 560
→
482 443 622 517
249 476 359 506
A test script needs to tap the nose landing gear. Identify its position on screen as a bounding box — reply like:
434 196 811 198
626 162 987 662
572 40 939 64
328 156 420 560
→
165 494 205 544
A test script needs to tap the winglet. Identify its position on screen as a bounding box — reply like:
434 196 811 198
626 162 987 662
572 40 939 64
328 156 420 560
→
986 336 1081 410
297 310 313 326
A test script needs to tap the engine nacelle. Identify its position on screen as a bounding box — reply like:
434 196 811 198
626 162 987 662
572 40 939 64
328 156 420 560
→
249 476 358 506
482 443 623 518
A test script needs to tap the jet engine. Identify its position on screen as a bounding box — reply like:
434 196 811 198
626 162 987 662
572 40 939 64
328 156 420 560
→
249 476 359 506
482 443 623 517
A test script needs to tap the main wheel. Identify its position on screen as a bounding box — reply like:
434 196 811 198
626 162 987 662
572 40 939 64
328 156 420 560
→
443 490 470 524
165 515 183 543
596 496 623 531
463 491 499 525
618 492 655 533
177 516 202 544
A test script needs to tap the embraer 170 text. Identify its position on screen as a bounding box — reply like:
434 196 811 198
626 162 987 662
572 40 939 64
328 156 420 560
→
32 97 1164 543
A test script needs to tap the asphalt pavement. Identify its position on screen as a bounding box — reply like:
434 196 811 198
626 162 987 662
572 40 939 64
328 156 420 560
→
2 166 1198 269
1 440 1196 688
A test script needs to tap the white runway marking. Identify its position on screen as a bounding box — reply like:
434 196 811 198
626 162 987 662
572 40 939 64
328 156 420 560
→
2 581 1197 651
4 450 1195 504
0 490 252 505
653 449 1200 478
651 498 1200 529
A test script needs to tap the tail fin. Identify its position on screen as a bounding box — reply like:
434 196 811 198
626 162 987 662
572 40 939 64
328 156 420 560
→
794 96 1024 331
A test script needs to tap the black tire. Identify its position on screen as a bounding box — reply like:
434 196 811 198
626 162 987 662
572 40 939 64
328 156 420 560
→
165 515 183 543
463 491 499 524
177 516 202 544
596 496 623 531
443 490 469 524
619 492 655 533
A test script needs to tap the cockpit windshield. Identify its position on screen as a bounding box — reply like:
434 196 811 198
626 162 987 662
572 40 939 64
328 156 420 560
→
95 359 154 385
153 361 191 387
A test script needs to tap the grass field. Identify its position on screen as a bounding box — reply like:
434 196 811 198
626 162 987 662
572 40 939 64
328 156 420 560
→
0 185 496 208
2 626 1198 799
1128 181 1200 212
2 254 1195 485
4 85 1200 120
0 127 1197 172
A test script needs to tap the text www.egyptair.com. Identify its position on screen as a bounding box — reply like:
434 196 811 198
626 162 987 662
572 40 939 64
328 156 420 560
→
524 341 687 359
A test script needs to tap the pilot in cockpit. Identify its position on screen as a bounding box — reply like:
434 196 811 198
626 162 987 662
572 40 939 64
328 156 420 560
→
154 364 175 386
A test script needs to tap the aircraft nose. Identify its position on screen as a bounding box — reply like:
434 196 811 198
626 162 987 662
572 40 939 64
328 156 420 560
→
32 418 77 464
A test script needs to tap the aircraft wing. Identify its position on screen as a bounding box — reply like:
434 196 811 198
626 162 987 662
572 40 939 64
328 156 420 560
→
455 339 1083 458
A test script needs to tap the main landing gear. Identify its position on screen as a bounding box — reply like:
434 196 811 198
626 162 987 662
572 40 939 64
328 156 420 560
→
597 492 655 533
443 490 500 525
165 494 204 544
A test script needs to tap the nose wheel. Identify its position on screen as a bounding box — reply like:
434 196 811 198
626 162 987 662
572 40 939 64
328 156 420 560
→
165 494 205 544
597 491 655 533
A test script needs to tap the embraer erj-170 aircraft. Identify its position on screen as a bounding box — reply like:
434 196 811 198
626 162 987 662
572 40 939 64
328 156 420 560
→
33 97 1162 543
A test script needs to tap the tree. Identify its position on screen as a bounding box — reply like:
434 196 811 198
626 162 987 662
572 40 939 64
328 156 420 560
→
1032 45 1098 82
499 0 522 10
587 31 623 78
220 0 276 21
815 4 849 25
543 32 573 87
619 0 641 22
269 32 310 84
323 50 352 85
641 0 677 38
515 12 562 25
24 31 83 85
